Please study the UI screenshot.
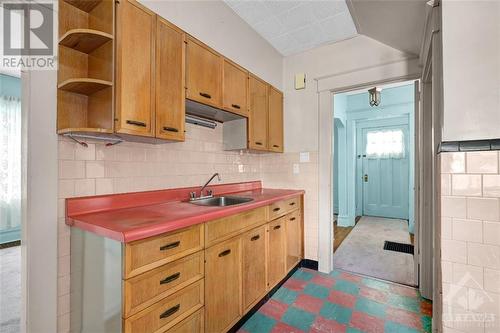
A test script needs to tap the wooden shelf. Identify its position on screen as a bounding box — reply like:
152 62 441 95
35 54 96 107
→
58 78 112 95
59 29 112 54
63 0 102 13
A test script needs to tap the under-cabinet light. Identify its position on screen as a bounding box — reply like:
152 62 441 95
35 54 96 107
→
185 115 217 129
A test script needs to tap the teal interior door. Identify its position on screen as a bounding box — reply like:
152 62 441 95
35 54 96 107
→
362 125 409 219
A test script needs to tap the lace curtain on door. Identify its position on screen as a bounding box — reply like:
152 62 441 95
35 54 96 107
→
0 95 22 236
365 129 405 159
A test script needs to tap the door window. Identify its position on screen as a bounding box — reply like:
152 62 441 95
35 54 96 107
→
365 129 405 159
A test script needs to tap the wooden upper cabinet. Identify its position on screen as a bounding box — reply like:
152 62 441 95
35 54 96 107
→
155 17 185 141
248 75 268 150
186 37 222 108
268 86 284 152
222 59 248 116
115 0 155 137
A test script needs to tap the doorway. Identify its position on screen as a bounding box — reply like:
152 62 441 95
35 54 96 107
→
332 81 417 286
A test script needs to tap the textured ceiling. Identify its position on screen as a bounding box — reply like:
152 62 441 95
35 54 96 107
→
224 0 358 56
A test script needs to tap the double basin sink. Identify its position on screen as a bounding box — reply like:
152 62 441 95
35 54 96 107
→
189 196 253 207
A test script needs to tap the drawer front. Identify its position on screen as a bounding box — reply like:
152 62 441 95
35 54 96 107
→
269 196 300 220
124 279 204 333
165 308 204 333
205 206 266 246
124 252 204 317
124 224 204 278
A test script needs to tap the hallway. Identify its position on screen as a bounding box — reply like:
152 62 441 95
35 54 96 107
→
238 268 431 333
333 216 414 286
0 246 21 333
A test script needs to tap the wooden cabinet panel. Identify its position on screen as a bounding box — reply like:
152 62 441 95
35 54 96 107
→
205 237 241 333
268 86 284 152
124 279 204 333
186 37 222 108
156 17 185 141
166 308 204 333
248 75 269 150
124 224 204 279
205 207 266 247
267 218 286 288
285 210 302 272
242 226 267 311
124 252 204 317
269 196 300 221
115 0 155 137
223 59 248 116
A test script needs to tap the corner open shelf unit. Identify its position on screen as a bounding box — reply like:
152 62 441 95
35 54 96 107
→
57 0 114 135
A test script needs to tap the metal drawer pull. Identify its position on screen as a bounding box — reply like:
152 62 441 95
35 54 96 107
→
251 235 260 241
199 92 211 99
231 104 241 109
159 304 180 319
255 142 263 145
273 225 281 230
126 120 146 127
290 217 296 221
160 272 181 285
160 241 180 251
273 207 280 212
163 126 179 133
273 145 279 148
218 249 231 257
289 202 296 206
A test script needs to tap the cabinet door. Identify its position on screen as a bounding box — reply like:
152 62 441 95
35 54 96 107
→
186 37 222 108
248 75 268 150
242 226 267 311
223 59 248 116
268 86 284 152
205 237 241 333
155 17 185 141
267 218 286 288
115 0 155 137
285 210 302 272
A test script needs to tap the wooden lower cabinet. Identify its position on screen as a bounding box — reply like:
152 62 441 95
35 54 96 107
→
267 218 286 288
285 210 302 272
166 308 204 333
204 237 242 333
242 225 267 311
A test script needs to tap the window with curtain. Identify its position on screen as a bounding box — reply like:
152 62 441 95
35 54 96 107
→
366 129 405 159
0 75 21 243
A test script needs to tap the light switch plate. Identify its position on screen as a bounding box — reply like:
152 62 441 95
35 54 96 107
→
293 164 300 174
300 152 310 163
295 73 305 90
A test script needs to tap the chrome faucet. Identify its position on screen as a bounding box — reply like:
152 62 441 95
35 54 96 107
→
189 173 221 201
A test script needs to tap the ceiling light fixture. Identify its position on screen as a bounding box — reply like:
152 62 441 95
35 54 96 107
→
368 87 382 107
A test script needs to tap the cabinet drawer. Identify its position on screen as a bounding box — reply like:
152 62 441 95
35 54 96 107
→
124 252 204 317
269 196 300 220
124 279 204 333
205 207 266 246
124 224 204 278
165 308 204 333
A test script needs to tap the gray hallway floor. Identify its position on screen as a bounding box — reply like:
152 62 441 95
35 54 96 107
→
333 216 415 286
0 246 20 333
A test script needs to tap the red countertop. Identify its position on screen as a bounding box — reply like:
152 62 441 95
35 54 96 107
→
66 181 304 243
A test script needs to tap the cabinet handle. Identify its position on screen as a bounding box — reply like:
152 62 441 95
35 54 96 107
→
159 304 180 319
289 202 296 206
273 145 280 148
160 272 181 285
290 217 296 221
255 142 263 146
160 241 180 251
218 249 231 257
273 225 281 230
199 92 212 99
250 235 260 241
273 207 280 212
126 120 147 127
163 126 179 133
231 104 241 109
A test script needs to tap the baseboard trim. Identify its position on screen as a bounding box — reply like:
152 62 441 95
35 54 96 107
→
300 259 319 270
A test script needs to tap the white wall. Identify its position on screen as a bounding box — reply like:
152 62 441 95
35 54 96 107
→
441 0 500 141
139 0 283 89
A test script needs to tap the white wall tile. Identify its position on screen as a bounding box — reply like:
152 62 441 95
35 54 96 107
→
442 152 466 174
467 151 498 174
86 161 105 178
483 175 500 198
442 196 467 218
484 222 500 246
452 175 482 197
452 219 483 243
452 263 484 288
484 269 500 293
442 239 468 264
468 243 500 270
467 198 500 221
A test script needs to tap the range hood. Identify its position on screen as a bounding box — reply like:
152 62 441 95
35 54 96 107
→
185 99 244 123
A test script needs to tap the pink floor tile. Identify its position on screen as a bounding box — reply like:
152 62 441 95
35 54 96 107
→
389 284 418 297
284 278 308 292
386 307 423 330
271 322 305 333
349 311 385 333
259 299 289 321
359 286 388 304
311 274 336 288
310 316 347 333
339 272 363 284
328 290 357 309
294 294 324 314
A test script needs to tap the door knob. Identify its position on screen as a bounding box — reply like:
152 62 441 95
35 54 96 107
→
363 174 368 182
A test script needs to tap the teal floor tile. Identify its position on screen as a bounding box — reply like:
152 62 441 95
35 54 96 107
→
241 312 276 333
422 315 432 332
293 269 314 281
388 294 421 313
271 287 298 304
355 297 386 318
281 306 316 331
334 279 360 295
330 270 341 278
320 301 352 324
304 283 330 299
385 321 420 333
346 328 364 333
362 278 391 292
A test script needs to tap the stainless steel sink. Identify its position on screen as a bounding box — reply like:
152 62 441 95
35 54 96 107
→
189 196 253 207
